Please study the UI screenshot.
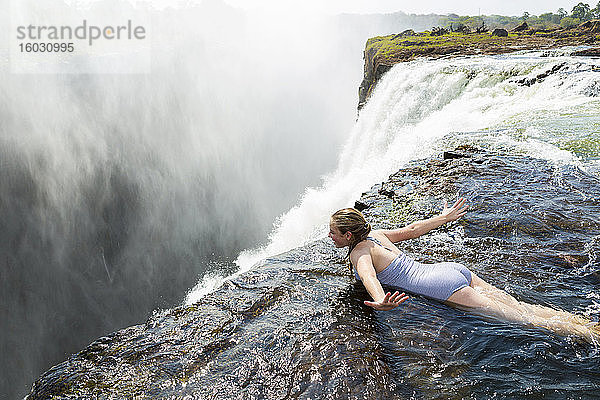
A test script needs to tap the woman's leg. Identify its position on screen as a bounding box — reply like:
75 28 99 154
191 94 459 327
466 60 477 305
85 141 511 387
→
469 273 525 310
446 285 526 322
470 274 591 324
446 283 597 342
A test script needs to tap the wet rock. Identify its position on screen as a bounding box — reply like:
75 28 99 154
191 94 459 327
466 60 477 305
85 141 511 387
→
572 47 600 57
354 199 370 211
516 62 566 86
358 62 392 111
582 80 600 97
378 187 397 199
443 151 471 160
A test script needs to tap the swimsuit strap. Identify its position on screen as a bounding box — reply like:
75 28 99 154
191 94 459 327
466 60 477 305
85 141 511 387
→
351 237 396 269
366 236 396 253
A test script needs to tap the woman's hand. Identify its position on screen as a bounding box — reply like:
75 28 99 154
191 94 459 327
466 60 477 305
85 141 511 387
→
441 197 469 222
364 291 409 311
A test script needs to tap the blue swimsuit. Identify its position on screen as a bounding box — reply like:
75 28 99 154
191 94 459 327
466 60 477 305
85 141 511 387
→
354 237 472 301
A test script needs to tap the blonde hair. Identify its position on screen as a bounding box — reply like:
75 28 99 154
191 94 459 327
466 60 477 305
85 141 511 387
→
330 208 371 271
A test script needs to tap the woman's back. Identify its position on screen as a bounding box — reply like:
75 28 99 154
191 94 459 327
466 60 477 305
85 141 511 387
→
352 230 401 273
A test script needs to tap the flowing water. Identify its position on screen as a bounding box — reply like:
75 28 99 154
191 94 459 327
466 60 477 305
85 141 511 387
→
22 52 600 398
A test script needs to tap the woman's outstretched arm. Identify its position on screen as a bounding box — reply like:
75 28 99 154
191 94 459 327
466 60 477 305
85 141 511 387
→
381 197 469 242
351 251 409 310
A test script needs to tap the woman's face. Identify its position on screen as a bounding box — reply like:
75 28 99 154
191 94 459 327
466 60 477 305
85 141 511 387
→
329 223 351 248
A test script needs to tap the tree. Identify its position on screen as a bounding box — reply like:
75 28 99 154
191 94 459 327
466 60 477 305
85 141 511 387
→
571 2 592 20
593 1 600 17
558 7 567 19
522 11 530 20
560 16 580 28
539 12 562 24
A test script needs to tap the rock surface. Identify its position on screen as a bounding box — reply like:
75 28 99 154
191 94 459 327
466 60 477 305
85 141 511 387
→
25 147 600 399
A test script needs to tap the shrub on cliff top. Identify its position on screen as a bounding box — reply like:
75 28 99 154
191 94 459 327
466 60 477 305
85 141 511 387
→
561 17 581 28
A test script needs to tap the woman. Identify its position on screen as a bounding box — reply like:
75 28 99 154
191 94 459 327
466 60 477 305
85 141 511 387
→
329 199 599 342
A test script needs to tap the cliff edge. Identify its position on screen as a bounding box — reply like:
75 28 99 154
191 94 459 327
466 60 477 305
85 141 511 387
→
358 20 600 110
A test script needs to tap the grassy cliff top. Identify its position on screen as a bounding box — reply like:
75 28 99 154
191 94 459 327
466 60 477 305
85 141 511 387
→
365 27 600 64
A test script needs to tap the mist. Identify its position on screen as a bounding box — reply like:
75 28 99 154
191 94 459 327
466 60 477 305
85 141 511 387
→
0 0 434 397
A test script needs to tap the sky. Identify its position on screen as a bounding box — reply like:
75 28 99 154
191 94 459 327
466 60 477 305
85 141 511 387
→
61 0 596 17
220 0 591 17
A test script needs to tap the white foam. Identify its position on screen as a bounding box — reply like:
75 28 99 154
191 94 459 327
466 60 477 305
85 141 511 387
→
185 272 229 305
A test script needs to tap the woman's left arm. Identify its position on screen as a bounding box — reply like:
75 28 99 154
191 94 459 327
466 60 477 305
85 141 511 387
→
382 197 469 241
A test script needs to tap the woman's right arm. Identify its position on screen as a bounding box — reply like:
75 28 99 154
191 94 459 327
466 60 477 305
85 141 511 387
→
352 251 408 310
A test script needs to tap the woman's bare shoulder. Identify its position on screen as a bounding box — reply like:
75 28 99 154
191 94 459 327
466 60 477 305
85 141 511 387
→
349 240 372 265
370 230 401 251
370 229 392 242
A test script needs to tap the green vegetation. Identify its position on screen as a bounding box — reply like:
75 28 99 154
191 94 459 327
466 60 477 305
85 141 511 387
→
363 2 600 64
366 32 514 62
436 2 600 31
